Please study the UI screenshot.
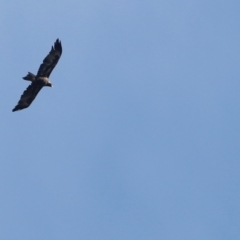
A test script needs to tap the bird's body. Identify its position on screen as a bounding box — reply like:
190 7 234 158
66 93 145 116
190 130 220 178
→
12 39 62 112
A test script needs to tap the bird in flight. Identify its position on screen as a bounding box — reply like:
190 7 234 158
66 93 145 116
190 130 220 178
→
12 39 62 112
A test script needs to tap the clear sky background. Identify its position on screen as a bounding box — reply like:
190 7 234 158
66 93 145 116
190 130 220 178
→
0 1 240 239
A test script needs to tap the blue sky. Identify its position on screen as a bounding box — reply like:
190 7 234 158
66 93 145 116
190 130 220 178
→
1 1 240 239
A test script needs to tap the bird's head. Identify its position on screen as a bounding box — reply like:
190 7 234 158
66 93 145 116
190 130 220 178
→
46 82 53 87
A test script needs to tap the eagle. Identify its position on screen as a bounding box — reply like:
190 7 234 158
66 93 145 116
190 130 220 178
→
12 39 62 112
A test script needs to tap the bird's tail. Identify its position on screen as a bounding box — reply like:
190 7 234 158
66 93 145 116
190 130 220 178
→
22 72 36 81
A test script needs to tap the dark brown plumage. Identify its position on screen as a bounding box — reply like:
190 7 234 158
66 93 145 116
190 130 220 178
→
12 39 62 112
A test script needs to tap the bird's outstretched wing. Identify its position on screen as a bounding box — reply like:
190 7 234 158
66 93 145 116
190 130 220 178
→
12 82 43 112
37 39 62 78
